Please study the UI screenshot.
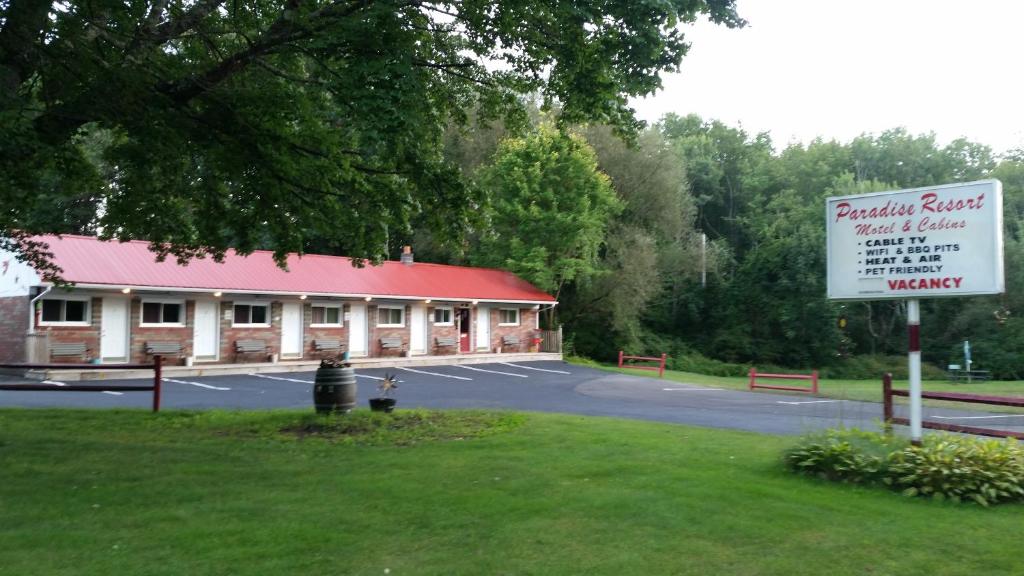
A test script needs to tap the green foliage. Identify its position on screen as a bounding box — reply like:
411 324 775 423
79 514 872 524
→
474 125 622 302
785 429 903 484
0 0 743 276
817 355 947 381
886 435 1024 506
787 429 1024 506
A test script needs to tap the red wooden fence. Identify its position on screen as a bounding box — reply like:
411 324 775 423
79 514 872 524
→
882 372 1024 439
0 356 164 412
748 368 819 394
618 351 667 378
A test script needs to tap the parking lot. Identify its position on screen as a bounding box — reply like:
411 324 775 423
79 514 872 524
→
2 360 1021 436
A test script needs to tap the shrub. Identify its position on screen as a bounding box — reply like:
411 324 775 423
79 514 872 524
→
784 429 904 484
885 435 1024 506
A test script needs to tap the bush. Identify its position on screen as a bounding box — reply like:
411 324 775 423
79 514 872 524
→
817 355 946 380
785 429 1024 506
784 429 905 484
885 435 1024 506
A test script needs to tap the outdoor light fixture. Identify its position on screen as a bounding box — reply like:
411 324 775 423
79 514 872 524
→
213 291 222 297
471 300 478 306
121 287 131 294
365 296 372 302
424 299 431 304
299 295 307 300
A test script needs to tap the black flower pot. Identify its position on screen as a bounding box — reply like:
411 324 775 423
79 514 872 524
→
369 397 397 413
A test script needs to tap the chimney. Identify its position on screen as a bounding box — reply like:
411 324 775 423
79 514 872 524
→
400 245 414 265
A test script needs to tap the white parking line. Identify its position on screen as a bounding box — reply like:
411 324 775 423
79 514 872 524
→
932 414 1024 420
42 380 67 387
163 378 231 391
397 367 472 381
457 365 528 378
101 391 124 396
250 373 313 384
776 400 838 405
663 387 723 391
355 374 404 383
498 363 571 375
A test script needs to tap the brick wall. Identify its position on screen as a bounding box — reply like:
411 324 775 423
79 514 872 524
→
129 299 194 364
489 307 540 353
220 300 281 363
427 305 458 355
32 297 102 363
304 302 349 359
0 296 28 362
367 304 411 357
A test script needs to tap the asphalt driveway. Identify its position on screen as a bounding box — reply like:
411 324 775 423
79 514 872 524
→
2 361 1021 436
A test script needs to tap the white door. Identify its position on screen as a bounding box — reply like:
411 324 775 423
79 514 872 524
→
348 303 368 357
475 305 490 351
100 297 129 362
281 302 303 358
193 300 219 361
410 305 427 355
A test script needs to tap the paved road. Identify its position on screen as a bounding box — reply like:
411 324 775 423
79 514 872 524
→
2 361 1021 436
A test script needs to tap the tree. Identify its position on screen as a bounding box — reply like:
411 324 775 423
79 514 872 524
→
473 125 621 323
0 0 744 278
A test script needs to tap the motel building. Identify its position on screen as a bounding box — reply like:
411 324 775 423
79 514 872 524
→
0 235 558 368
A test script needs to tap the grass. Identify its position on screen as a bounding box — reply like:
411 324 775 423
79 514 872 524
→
2 408 1023 575
572 358 1024 412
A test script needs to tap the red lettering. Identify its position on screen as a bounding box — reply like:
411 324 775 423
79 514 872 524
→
886 277 964 290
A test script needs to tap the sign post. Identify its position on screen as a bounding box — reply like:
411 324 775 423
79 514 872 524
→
826 180 1004 444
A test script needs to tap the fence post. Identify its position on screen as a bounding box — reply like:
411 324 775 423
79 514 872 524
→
659 353 667 378
152 355 163 413
882 372 892 434
811 370 819 394
557 325 563 353
748 368 756 390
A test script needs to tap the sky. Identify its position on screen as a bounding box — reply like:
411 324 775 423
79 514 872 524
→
632 0 1024 155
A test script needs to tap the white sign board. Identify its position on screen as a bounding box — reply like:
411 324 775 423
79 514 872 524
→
826 180 1004 300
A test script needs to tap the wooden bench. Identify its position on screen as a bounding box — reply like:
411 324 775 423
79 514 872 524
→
235 339 268 361
50 342 88 360
313 339 344 353
380 337 403 351
435 336 457 347
145 341 184 357
949 369 992 382
502 335 521 350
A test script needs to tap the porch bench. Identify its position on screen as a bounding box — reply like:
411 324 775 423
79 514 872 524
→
50 342 88 360
379 337 404 351
501 335 521 350
145 341 184 357
235 339 268 361
435 336 457 347
313 339 344 353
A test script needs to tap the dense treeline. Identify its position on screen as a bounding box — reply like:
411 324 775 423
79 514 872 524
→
419 113 1024 379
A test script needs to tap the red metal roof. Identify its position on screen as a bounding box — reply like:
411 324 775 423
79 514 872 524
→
34 235 556 303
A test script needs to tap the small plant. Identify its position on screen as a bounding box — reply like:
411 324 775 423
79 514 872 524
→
884 435 1024 506
784 428 902 484
320 356 350 368
378 373 398 398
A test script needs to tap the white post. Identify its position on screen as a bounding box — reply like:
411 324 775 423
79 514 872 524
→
700 233 707 288
907 299 922 444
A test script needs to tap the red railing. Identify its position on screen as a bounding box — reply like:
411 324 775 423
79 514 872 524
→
618 351 667 378
748 368 819 394
882 372 1024 439
0 356 164 412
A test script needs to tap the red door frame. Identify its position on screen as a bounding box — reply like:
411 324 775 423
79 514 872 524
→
458 308 471 352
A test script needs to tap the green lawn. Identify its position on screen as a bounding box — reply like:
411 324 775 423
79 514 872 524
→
1 409 1021 575
578 360 1024 408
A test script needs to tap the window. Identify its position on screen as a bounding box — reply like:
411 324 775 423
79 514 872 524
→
433 306 453 325
141 300 184 326
39 298 90 325
233 303 270 326
377 306 404 327
499 308 520 326
311 304 342 326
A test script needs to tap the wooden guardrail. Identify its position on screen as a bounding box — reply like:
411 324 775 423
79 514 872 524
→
748 368 819 394
618 351 667 378
0 356 164 412
883 372 1024 439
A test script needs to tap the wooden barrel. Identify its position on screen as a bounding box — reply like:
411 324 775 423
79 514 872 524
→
313 366 357 414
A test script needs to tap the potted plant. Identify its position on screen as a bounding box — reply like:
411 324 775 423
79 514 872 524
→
369 373 398 413
313 356 357 414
